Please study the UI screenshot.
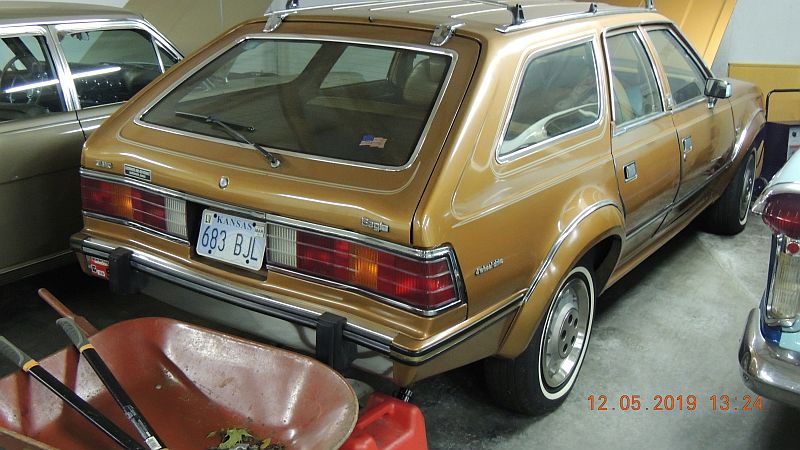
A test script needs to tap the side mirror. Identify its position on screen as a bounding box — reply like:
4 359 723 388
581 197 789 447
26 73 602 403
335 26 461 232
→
705 78 732 99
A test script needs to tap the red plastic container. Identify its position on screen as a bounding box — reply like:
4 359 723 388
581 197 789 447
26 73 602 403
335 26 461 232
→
341 393 428 450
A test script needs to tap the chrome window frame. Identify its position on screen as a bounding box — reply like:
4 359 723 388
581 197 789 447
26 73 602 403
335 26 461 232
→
0 25 72 112
134 34 458 172
495 35 605 164
603 26 668 137
80 168 467 316
644 25 711 113
52 19 182 111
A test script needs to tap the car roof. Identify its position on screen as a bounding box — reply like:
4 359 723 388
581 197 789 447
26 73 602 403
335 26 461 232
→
0 1 142 26
271 0 655 35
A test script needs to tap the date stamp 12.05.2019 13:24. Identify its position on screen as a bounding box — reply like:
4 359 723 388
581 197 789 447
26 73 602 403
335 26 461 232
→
587 394 764 412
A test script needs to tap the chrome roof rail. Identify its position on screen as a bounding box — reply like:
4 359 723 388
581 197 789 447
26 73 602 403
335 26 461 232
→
496 4 644 34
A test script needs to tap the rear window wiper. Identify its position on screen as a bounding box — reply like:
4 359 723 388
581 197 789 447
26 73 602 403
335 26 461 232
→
175 111 281 168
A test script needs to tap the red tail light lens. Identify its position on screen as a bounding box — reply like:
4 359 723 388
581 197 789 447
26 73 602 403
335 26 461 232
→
762 193 800 239
81 177 187 238
269 226 460 312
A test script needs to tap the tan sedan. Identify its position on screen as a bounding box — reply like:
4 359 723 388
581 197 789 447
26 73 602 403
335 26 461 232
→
0 2 180 284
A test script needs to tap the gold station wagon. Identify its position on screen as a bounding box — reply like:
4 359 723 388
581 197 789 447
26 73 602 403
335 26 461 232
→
71 0 765 414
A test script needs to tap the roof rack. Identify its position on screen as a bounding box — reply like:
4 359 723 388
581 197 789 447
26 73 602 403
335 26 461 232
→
263 1 657 37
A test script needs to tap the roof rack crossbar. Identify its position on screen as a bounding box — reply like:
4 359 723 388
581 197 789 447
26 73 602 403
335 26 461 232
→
468 0 525 26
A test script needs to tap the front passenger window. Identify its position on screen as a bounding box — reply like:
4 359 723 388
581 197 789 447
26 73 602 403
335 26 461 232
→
607 32 663 126
648 29 707 106
60 28 163 108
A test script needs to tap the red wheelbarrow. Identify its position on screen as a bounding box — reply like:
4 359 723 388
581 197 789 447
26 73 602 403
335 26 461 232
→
0 289 426 450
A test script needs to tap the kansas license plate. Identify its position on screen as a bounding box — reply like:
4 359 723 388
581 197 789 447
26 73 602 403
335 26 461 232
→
196 209 266 271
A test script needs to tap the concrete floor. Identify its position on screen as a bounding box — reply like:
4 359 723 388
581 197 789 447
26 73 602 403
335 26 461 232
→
1 214 798 449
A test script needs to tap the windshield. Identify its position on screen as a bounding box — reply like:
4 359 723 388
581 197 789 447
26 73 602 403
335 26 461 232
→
141 38 451 167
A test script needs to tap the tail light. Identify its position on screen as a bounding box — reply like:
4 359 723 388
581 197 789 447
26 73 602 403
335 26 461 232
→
81 177 187 239
766 234 800 327
267 225 461 313
762 193 800 239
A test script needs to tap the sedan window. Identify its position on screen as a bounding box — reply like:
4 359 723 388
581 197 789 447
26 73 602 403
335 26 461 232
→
0 35 65 122
607 32 663 126
60 28 163 108
647 29 707 106
499 41 600 156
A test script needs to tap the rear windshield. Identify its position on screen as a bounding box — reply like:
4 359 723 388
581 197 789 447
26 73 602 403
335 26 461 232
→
141 38 451 167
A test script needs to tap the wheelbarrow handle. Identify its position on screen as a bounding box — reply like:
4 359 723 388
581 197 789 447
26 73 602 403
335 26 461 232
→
0 336 145 450
37 288 99 336
57 318 169 450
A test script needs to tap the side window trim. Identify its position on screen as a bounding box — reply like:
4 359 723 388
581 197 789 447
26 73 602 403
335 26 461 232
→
52 20 180 110
643 25 711 113
603 26 668 136
0 25 72 114
495 35 605 164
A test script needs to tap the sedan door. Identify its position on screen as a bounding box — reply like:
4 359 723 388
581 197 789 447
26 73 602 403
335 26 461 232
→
0 26 84 283
645 27 735 226
53 21 180 139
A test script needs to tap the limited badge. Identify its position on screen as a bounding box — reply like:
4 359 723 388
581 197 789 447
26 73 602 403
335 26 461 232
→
123 164 151 182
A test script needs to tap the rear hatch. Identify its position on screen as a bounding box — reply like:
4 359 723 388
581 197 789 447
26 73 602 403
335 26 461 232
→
93 19 480 246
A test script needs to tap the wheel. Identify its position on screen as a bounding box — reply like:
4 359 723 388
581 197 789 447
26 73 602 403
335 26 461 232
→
485 265 595 415
701 149 756 235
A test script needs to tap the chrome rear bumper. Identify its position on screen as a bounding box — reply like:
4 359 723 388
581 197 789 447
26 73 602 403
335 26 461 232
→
739 308 800 408
71 234 396 379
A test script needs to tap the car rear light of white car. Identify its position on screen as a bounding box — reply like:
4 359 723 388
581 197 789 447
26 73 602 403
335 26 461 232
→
762 193 800 326
80 177 188 239
762 193 800 239
267 224 461 313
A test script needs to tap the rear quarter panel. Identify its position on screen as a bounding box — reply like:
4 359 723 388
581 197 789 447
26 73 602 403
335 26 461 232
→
413 25 624 356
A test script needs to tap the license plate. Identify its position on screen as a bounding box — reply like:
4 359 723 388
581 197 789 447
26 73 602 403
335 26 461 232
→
196 209 266 271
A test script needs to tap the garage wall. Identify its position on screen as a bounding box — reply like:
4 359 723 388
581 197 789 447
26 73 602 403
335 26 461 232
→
712 0 800 75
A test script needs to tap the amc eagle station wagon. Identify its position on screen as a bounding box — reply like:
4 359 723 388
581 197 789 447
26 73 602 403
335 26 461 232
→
71 0 765 414
0 2 181 284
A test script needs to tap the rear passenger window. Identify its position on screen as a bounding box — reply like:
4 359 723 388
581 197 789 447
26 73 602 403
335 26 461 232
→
499 42 600 157
607 32 663 126
0 34 65 122
647 29 707 106
60 28 162 108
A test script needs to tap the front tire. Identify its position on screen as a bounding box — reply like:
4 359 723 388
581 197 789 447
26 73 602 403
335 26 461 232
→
485 265 595 415
701 150 756 235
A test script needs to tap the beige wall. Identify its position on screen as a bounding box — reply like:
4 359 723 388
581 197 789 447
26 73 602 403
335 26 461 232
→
125 0 269 54
606 0 736 65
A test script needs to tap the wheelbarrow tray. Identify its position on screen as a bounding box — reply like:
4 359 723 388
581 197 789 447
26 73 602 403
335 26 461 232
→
0 317 358 450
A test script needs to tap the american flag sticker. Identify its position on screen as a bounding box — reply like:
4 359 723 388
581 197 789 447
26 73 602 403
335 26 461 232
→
359 134 388 149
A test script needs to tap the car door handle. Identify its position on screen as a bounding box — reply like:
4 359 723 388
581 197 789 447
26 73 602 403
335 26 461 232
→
682 136 693 161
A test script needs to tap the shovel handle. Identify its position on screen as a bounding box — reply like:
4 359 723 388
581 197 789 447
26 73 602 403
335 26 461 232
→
57 317 91 350
0 336 34 371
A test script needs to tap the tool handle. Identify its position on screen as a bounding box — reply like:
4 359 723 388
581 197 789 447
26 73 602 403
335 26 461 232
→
0 336 144 450
27 366 145 450
0 336 33 370
57 317 91 350
56 320 167 450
